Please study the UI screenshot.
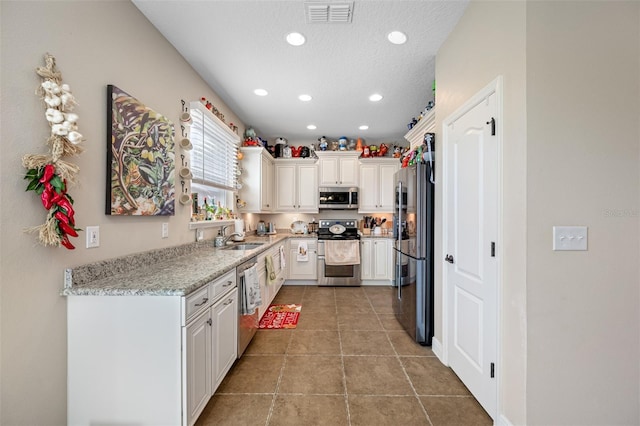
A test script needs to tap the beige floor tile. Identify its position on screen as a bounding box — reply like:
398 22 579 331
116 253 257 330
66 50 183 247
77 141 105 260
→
273 286 305 303
245 329 292 355
302 287 335 299
334 286 366 299
295 311 338 330
216 355 284 394
300 297 336 313
401 357 471 396
278 355 345 394
348 395 430 426
387 330 435 356
377 314 405 331
196 394 273 426
340 330 395 356
371 303 396 314
269 395 348 425
336 300 375 314
288 330 341 355
337 312 383 331
421 396 493 425
343 356 413 395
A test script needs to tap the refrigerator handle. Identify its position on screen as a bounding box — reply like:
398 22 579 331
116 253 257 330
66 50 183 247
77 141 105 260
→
396 181 403 300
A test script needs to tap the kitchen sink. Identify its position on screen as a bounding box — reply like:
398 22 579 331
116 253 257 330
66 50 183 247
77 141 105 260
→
222 243 264 250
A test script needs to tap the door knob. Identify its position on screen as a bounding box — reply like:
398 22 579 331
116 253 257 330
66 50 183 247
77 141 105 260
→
445 254 454 264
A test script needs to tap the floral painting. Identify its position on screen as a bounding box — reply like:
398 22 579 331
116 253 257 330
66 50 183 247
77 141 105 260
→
106 85 175 215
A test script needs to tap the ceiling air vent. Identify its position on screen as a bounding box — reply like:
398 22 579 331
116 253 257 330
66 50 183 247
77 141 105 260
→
304 1 354 23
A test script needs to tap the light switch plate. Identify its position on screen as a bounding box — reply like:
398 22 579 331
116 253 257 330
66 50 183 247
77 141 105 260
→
553 226 588 251
196 229 204 242
162 223 169 239
86 226 100 248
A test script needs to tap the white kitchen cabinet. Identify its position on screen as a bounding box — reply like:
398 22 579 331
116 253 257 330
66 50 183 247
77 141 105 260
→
360 238 394 282
358 159 399 213
274 160 318 213
237 147 274 213
257 244 287 318
316 151 360 186
211 289 238 389
288 239 317 280
67 269 238 426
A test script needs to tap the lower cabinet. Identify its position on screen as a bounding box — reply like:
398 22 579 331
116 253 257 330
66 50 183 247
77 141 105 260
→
288 239 317 280
68 270 238 426
257 244 287 319
360 238 394 282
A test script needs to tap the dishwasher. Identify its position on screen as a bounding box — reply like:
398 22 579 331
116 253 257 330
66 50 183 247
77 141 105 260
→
237 256 259 357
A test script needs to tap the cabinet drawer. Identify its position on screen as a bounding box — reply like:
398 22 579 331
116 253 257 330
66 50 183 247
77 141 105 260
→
211 269 236 301
185 285 211 323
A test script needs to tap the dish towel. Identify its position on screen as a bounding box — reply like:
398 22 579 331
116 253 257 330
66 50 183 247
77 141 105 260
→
242 264 262 315
297 241 309 262
279 245 286 269
325 240 360 266
265 255 276 285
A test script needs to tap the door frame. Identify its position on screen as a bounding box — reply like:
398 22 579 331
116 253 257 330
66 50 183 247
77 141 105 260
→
440 76 504 421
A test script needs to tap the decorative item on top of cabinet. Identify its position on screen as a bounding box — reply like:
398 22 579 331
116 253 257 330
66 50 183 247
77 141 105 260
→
404 107 435 150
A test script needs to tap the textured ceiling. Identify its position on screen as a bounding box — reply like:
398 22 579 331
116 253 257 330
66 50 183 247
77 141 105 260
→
133 0 469 144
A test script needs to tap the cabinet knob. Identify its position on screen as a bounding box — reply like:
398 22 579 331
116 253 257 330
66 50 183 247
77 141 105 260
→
206 318 212 326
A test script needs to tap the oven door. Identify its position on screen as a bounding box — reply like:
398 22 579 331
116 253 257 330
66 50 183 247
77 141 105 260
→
317 241 361 286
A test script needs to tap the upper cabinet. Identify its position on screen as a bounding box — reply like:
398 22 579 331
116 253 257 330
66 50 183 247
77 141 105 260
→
237 147 274 213
404 108 435 149
274 159 318 213
316 151 360 187
358 158 399 213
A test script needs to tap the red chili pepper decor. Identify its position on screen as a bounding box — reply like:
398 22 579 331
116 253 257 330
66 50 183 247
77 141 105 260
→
21 54 84 249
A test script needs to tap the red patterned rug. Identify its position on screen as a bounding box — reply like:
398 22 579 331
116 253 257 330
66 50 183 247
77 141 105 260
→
258 304 302 329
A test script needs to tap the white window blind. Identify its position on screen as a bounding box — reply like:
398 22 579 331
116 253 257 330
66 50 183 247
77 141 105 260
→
189 103 239 191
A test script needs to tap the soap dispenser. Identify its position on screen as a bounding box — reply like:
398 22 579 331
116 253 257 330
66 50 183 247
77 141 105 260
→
214 230 225 247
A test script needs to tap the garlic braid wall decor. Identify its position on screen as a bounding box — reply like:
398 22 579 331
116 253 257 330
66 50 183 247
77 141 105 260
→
22 53 84 249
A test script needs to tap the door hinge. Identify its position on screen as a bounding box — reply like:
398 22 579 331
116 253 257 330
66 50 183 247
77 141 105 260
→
490 362 495 378
491 242 495 257
486 117 496 136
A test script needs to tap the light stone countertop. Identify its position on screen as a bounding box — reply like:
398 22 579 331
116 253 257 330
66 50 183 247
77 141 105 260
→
62 233 315 297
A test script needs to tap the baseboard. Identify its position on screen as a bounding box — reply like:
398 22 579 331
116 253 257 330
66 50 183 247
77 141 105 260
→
431 337 444 362
360 280 393 286
496 414 514 426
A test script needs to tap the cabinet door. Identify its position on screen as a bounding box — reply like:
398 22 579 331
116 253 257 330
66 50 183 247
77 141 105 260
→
319 157 339 186
288 249 317 279
377 163 398 212
260 155 273 211
372 240 393 280
339 157 359 186
257 266 268 319
211 288 238 390
274 164 297 211
185 309 212 425
358 164 378 211
296 164 318 212
360 240 373 280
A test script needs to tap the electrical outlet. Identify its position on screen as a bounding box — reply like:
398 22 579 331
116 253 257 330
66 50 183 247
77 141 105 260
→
162 223 169 239
86 226 100 248
553 226 588 251
196 229 204 241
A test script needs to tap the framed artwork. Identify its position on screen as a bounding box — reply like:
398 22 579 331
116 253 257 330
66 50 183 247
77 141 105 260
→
106 85 175 215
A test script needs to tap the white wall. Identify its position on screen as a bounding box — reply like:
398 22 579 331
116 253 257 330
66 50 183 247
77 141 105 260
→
0 1 244 423
437 0 640 424
526 1 639 424
435 1 528 423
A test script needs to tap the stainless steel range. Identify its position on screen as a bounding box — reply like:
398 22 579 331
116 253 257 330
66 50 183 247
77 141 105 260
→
317 219 361 287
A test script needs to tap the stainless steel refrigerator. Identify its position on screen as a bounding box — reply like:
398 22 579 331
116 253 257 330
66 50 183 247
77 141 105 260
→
392 160 435 345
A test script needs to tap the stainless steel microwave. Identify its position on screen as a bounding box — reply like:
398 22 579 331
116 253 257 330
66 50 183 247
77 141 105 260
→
319 187 358 210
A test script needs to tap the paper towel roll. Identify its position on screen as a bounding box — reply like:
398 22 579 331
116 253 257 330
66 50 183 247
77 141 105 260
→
233 219 245 241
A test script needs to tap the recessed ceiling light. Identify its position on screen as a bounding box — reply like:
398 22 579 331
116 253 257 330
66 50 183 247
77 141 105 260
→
286 32 306 46
307 124 317 130
254 89 268 96
299 94 312 102
387 31 407 45
359 125 369 130
369 93 383 102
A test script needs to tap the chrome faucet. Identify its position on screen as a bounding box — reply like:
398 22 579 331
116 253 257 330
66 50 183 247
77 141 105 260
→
222 232 243 245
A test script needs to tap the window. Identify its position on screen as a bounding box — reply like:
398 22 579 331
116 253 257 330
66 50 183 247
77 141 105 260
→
189 102 240 210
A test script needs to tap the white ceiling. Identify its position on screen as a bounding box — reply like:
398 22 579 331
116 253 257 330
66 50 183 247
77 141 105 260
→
133 0 469 144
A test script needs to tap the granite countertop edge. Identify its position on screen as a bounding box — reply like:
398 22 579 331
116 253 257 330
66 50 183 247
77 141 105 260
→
62 233 315 297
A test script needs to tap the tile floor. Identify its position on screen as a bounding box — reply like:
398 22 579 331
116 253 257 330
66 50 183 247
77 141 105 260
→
196 285 492 426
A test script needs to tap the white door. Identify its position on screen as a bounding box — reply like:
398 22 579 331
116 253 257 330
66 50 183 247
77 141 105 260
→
444 88 499 419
